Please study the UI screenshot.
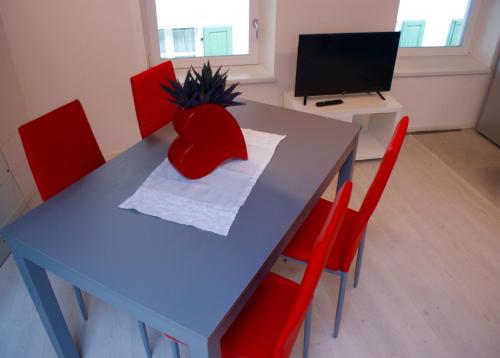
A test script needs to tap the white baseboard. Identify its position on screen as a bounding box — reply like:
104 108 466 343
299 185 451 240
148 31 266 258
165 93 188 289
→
408 122 477 132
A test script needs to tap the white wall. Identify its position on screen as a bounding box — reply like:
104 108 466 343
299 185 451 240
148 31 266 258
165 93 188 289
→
392 74 490 130
0 14 35 201
0 0 498 163
472 0 500 68
241 0 399 106
0 0 148 156
238 0 492 131
0 17 26 146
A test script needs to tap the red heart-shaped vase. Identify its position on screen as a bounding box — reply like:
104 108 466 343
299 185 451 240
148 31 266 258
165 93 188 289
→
167 104 248 179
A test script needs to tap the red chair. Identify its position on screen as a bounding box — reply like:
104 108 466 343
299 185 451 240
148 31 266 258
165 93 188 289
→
221 181 352 358
130 61 178 139
138 182 352 358
283 116 409 338
18 99 106 320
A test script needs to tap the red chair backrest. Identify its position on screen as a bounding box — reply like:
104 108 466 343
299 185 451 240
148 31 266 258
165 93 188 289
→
340 116 409 272
274 181 353 358
18 100 105 201
130 61 177 138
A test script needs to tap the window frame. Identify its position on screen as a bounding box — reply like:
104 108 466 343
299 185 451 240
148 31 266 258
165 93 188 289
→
396 0 482 57
143 0 259 68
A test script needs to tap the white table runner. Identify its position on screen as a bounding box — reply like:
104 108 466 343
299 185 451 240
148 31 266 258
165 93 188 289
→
119 129 286 236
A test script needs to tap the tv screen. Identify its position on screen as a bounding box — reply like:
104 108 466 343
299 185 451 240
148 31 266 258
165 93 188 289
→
294 32 400 98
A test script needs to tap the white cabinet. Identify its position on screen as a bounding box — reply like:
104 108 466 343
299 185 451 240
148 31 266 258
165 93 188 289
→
284 91 403 160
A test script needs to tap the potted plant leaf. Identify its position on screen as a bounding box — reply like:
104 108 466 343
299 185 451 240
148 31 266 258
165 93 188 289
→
162 62 248 179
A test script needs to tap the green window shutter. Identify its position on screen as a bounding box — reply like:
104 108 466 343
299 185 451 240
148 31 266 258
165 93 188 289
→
446 19 464 46
203 26 233 56
399 20 426 47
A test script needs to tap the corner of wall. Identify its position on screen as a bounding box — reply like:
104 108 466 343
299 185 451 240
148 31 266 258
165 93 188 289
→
0 12 36 201
470 0 500 69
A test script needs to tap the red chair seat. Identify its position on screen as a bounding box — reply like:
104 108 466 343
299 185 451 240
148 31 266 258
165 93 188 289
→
284 199 359 272
221 272 300 358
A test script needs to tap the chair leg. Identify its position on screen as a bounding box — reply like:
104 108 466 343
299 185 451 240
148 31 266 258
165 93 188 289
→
73 286 88 321
169 339 181 358
138 321 152 358
303 303 312 358
333 271 347 338
353 230 366 288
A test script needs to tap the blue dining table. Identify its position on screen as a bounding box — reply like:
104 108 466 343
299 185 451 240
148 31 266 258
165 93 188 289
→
1 101 359 357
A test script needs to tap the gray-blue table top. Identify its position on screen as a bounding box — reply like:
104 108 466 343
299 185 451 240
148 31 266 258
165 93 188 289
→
1 101 360 341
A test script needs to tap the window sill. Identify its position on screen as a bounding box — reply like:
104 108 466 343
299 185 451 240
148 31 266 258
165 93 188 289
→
174 64 275 85
394 55 490 78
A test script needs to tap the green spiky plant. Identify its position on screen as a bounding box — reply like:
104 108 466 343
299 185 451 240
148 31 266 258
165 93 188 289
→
161 62 245 109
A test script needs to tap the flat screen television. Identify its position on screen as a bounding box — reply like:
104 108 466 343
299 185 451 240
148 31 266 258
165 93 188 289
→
294 32 400 100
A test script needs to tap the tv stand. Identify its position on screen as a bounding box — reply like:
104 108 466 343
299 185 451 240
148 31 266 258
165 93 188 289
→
376 91 386 101
283 91 402 160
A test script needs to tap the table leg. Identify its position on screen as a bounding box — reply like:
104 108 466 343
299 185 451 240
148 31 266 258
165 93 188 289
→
337 136 359 192
12 250 79 358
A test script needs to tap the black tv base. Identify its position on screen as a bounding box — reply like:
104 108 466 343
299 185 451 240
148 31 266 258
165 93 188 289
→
302 92 386 105
376 91 386 101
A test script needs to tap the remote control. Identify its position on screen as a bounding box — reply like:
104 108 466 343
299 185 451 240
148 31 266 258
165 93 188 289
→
316 99 344 107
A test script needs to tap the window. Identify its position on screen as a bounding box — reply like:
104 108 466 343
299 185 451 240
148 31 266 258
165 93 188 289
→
395 0 472 48
145 0 259 67
172 28 196 54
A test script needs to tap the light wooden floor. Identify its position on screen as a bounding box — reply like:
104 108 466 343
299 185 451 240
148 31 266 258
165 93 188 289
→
414 129 500 210
1 134 500 358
